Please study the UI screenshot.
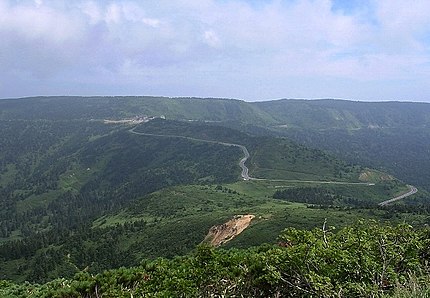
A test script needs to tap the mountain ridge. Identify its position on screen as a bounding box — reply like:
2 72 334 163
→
0 96 428 285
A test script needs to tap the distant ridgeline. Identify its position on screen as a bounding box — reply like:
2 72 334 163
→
0 96 429 286
1 96 429 191
1 96 429 128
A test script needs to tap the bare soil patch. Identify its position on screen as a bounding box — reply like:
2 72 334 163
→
204 215 255 247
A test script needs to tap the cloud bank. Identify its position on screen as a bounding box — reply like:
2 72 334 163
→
1 0 430 101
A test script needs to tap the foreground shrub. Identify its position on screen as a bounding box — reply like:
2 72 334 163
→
2 221 430 297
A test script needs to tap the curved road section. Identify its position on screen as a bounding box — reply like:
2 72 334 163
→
129 127 251 180
378 185 418 206
237 145 250 180
129 126 417 203
129 127 376 184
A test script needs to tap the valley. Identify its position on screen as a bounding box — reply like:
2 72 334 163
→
0 96 429 296
3 1 430 294
128 125 251 180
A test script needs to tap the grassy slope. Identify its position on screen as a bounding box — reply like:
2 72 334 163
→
0 96 276 124
2 97 429 190
0 117 414 282
253 99 430 191
82 179 423 273
3 96 426 191
253 99 430 129
133 119 368 182
247 137 361 181
1 97 427 284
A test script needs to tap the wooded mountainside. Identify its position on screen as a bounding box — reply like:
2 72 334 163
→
1 96 430 296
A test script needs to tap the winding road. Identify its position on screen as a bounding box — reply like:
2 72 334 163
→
129 126 418 203
129 127 251 180
378 185 418 206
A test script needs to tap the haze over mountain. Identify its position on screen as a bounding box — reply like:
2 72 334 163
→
1 0 430 101
2 96 430 194
3 1 430 296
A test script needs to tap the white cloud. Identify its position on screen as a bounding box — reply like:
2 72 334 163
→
81 1 102 24
142 17 160 28
105 3 122 24
1 0 430 101
204 30 221 48
0 2 82 43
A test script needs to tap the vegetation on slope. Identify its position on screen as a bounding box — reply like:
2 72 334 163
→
2 96 429 190
133 119 366 182
1 177 421 283
283 127 430 192
1 96 429 289
250 99 430 192
2 221 430 297
254 99 430 129
0 120 241 240
0 116 419 283
2 97 429 129
0 96 275 124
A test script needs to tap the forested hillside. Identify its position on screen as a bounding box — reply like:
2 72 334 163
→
0 96 273 124
1 96 430 294
3 97 429 129
3 96 429 192
0 120 240 238
3 222 430 297
255 99 430 129
3 116 401 282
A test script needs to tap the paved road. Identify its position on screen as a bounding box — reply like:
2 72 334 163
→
128 127 370 185
129 127 252 180
378 185 418 206
130 126 419 205
237 145 250 180
252 178 375 186
128 127 376 185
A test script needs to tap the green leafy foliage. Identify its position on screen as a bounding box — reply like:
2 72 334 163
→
1 96 429 290
274 187 344 205
273 181 408 207
2 222 430 297
134 119 364 182
283 127 430 192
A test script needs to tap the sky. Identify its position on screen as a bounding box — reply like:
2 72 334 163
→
1 0 430 102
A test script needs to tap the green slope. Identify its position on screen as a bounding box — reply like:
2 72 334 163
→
0 180 420 283
254 98 430 129
3 96 428 191
132 119 367 182
4 222 430 298
0 96 276 125
252 99 430 191
1 96 428 285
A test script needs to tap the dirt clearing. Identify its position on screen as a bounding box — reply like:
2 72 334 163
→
204 215 255 247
